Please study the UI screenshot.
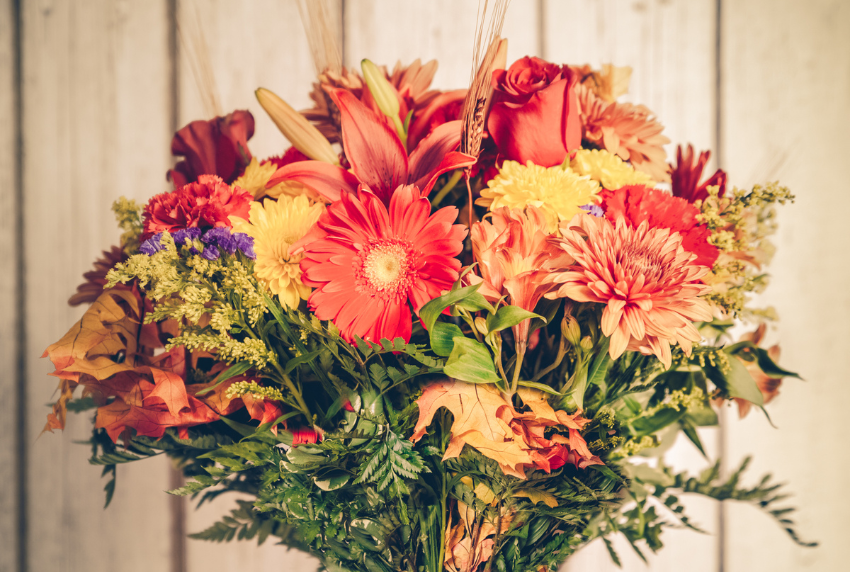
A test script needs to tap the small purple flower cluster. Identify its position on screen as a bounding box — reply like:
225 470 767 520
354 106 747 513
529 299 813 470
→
139 227 255 260
581 203 604 217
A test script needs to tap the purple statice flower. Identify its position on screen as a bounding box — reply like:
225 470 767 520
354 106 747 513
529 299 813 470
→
581 203 604 217
172 227 202 246
201 244 220 260
139 232 166 256
202 227 237 254
232 232 256 259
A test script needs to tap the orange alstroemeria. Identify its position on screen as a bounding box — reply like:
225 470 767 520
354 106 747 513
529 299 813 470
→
469 206 572 351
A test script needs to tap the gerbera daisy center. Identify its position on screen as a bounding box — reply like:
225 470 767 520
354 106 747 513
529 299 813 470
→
362 240 414 294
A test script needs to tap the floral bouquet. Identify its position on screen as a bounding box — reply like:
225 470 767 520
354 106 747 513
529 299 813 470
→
43 7 813 572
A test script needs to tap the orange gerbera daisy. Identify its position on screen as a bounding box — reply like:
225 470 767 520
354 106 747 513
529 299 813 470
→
547 214 713 368
296 185 466 343
577 84 671 182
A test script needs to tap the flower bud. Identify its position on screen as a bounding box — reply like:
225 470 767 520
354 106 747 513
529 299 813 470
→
255 88 338 165
361 59 406 145
580 336 593 352
474 317 488 335
361 59 400 120
561 315 581 346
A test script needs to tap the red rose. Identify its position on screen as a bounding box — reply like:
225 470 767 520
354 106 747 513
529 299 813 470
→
142 175 252 240
167 110 255 188
487 57 581 167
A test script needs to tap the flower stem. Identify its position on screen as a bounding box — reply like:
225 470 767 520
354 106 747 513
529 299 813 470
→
431 170 464 207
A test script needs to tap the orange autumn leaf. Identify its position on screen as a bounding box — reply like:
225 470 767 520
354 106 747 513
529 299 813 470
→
43 289 142 382
42 289 146 433
95 381 219 442
444 500 514 572
411 380 531 473
412 380 603 479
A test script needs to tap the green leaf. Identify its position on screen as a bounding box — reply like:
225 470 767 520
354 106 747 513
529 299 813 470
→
516 380 561 395
283 349 323 374
443 338 501 384
429 322 465 357
485 306 543 334
314 470 351 491
712 352 764 406
680 419 707 457
631 408 686 437
754 347 801 379
419 283 483 332
194 361 252 396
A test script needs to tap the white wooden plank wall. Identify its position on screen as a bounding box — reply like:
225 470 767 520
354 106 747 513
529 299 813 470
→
1 1 846 571
719 1 850 571
1 0 22 569
19 1 175 572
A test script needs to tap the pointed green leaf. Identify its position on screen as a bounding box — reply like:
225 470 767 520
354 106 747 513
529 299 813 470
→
443 338 501 384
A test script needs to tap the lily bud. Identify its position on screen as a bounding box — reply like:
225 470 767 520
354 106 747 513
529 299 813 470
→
255 88 338 165
361 59 406 145
580 336 594 352
474 317 488 335
561 315 581 347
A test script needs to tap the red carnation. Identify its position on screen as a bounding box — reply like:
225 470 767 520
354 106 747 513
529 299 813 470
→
487 57 581 167
671 144 727 203
142 175 252 240
600 185 719 268
168 110 255 188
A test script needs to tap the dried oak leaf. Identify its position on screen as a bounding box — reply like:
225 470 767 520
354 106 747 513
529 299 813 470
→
411 380 532 474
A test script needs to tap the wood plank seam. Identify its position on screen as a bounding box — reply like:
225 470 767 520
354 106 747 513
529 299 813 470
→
13 0 27 570
714 2 725 571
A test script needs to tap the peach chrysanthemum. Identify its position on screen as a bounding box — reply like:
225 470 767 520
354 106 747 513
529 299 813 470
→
476 161 600 233
230 196 325 309
547 214 713 369
577 84 671 182
570 148 654 190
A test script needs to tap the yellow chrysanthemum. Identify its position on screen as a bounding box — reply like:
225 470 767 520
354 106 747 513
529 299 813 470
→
230 196 325 309
476 160 600 232
232 157 315 201
233 158 277 199
570 148 654 190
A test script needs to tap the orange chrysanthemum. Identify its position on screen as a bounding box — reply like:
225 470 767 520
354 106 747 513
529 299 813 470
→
547 214 713 368
577 84 671 182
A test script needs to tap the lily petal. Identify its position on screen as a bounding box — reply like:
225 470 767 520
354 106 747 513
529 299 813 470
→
266 161 359 203
408 120 476 194
328 88 409 204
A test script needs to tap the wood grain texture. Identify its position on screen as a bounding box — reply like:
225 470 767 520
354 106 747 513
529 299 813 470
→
720 1 850 570
0 0 21 569
21 1 174 571
344 0 540 91
542 1 721 570
174 1 327 569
